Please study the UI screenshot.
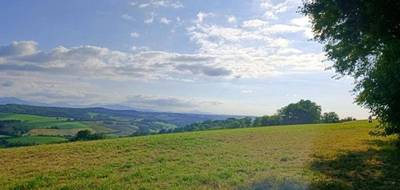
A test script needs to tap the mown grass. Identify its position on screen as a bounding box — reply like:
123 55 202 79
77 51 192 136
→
0 120 398 190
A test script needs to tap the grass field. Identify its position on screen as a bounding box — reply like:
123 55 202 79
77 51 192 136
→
26 128 93 136
3 136 68 145
0 113 91 136
0 120 398 189
0 113 66 123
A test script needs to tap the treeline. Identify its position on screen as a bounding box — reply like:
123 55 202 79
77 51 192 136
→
161 100 356 134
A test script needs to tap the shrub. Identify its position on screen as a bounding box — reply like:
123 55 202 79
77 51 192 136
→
71 130 105 141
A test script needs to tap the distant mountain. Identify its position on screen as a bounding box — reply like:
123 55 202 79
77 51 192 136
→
0 97 198 114
0 103 239 127
0 97 38 105
96 104 156 112
0 97 97 109
0 97 247 136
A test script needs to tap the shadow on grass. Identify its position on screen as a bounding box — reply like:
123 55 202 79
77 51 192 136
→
309 139 400 190
239 179 308 190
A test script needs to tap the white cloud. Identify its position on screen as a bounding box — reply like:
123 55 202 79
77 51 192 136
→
0 71 222 112
175 63 231 76
0 72 102 105
0 41 232 82
227 16 236 23
144 12 155 24
0 41 38 57
290 16 314 38
242 19 268 28
259 0 296 19
121 14 135 21
132 0 183 9
159 17 171 25
139 3 150 8
196 12 214 23
131 46 150 52
186 12 326 78
130 32 140 38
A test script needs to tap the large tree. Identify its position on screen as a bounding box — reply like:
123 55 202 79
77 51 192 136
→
302 0 400 135
278 99 321 124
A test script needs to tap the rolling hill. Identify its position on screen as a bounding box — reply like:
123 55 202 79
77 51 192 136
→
0 120 398 189
0 104 241 139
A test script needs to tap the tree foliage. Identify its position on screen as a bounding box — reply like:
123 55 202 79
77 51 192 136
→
302 0 400 135
71 130 105 141
278 100 321 124
322 112 340 123
177 117 253 132
181 100 337 132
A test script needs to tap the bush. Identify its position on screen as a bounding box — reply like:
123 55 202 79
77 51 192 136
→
71 130 105 141
340 117 356 122
321 112 340 123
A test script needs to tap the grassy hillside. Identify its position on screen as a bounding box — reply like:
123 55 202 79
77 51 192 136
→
0 121 398 189
0 113 94 147
2 136 67 145
0 104 238 134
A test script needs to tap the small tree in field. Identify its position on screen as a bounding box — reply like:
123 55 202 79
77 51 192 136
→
321 112 340 123
72 130 104 141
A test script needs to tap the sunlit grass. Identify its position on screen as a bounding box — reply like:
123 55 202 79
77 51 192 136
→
0 120 397 189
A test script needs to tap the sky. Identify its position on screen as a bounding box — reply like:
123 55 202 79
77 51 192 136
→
0 0 370 118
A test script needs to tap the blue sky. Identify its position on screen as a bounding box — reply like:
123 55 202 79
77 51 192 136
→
0 0 369 118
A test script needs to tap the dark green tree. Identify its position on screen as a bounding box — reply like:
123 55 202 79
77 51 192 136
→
278 100 321 124
321 112 340 123
260 115 281 126
73 130 92 140
302 0 400 135
72 130 105 141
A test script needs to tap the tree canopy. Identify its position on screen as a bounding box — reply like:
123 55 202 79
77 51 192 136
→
278 99 321 124
322 112 340 123
302 0 400 135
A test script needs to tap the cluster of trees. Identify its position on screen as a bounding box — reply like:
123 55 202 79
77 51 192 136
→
0 120 29 136
173 117 253 132
70 130 106 141
254 100 322 126
173 100 353 133
253 100 344 127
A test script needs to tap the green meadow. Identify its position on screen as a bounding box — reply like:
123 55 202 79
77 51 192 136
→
0 113 88 129
2 136 68 146
0 120 398 189
0 113 92 138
